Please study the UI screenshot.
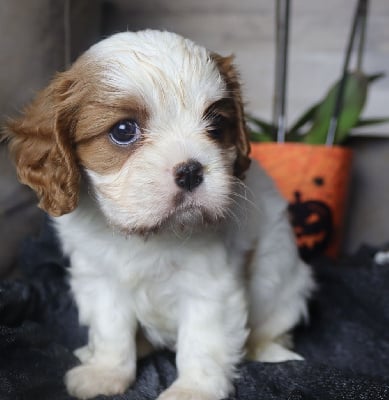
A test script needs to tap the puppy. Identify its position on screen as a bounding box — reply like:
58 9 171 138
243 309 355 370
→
4 30 314 400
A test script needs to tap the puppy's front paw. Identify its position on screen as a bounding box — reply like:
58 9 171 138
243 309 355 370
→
65 364 134 399
73 346 93 363
250 341 304 363
157 386 215 400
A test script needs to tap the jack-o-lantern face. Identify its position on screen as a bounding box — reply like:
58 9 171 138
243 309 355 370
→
288 191 333 260
250 142 353 259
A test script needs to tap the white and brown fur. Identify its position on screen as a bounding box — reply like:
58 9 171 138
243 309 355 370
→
3 30 314 400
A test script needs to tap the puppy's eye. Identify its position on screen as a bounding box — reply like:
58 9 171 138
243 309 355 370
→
207 115 227 139
109 119 141 146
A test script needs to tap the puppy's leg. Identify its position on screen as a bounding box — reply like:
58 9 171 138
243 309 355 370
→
247 330 303 362
247 261 314 362
247 263 312 363
158 289 247 400
247 215 315 363
65 276 137 399
73 345 93 364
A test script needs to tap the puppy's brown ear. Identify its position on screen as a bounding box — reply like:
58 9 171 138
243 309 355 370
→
3 71 81 217
211 54 251 178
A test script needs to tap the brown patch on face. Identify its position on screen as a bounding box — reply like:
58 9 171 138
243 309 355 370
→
3 66 86 216
210 54 251 178
203 97 241 150
3 52 152 217
75 97 149 175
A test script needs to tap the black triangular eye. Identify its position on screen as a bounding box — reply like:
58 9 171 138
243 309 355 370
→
109 119 141 146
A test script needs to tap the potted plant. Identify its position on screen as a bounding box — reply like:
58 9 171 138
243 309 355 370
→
249 0 389 260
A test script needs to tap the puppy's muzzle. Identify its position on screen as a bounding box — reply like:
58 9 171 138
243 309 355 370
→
174 159 204 192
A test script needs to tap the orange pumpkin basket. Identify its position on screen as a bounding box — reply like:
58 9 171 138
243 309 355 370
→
251 142 353 259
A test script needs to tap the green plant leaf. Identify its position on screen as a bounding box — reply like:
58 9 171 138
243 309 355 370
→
249 130 273 142
286 103 321 141
355 117 389 127
247 72 386 145
303 71 369 145
246 115 276 136
367 72 385 83
288 103 319 134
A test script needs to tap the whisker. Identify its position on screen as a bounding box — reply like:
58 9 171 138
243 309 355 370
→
229 177 265 214
223 207 242 230
230 191 260 212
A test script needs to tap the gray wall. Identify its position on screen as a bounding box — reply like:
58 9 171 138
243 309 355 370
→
102 0 389 137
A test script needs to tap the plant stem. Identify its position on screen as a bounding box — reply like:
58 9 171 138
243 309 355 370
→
326 0 365 146
357 0 368 72
273 0 291 143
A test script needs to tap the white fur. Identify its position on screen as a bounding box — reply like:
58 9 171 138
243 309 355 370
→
52 31 315 400
86 31 226 116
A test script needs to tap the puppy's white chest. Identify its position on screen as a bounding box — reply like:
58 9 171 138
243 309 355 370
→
124 234 235 348
131 273 180 348
125 234 228 348
59 211 231 349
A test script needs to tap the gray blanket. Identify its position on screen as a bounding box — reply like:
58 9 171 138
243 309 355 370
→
1 221 388 399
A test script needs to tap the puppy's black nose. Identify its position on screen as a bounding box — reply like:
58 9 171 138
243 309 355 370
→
174 159 204 192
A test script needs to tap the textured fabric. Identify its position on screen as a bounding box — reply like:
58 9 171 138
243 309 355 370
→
0 221 389 399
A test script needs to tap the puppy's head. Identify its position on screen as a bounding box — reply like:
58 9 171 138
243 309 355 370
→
4 30 250 234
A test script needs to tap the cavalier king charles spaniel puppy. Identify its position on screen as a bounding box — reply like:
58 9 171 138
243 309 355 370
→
4 30 314 400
